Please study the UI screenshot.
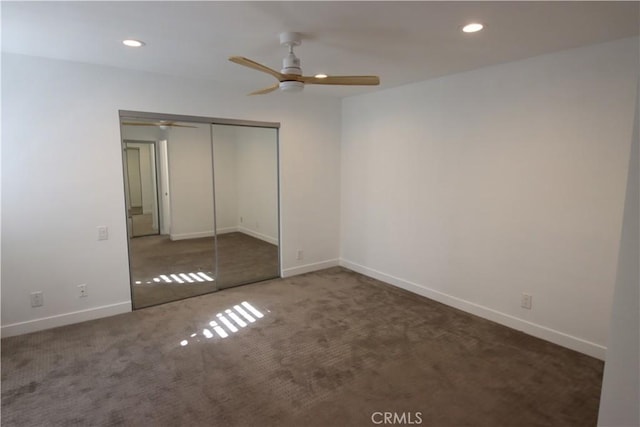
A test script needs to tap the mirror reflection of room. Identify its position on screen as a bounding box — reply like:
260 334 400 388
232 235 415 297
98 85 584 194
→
212 124 279 289
122 120 217 308
124 141 159 237
120 116 280 309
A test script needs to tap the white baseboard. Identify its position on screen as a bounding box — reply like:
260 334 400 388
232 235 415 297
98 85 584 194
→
217 227 238 235
1 301 132 338
339 259 606 360
169 228 277 245
238 226 278 245
170 231 215 240
282 259 340 278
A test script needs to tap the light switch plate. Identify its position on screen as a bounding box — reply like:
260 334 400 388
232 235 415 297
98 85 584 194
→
98 226 108 241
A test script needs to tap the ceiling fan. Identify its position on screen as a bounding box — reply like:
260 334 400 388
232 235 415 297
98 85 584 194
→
229 32 380 95
122 121 196 129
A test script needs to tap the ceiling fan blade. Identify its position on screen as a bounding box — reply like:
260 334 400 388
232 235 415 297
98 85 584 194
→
122 121 197 128
166 123 197 128
229 56 285 81
249 83 280 95
122 122 157 126
301 75 380 86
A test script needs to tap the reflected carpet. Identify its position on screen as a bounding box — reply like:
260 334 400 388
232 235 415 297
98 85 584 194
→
130 232 279 308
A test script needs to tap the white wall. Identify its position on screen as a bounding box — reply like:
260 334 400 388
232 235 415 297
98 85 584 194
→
598 78 639 427
235 126 279 244
212 125 279 244
1 53 341 336
212 125 239 234
340 37 639 359
167 123 215 240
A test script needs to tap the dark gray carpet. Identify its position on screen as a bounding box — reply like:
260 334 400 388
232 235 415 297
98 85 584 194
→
130 232 279 308
1 267 603 426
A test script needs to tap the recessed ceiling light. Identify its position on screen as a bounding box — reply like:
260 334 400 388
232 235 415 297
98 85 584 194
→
462 23 484 33
314 74 328 79
122 39 145 47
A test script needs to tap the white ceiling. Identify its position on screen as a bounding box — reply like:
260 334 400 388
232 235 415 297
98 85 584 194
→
2 1 638 98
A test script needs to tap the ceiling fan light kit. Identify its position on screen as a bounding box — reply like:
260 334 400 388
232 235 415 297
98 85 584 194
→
229 32 380 95
279 81 304 92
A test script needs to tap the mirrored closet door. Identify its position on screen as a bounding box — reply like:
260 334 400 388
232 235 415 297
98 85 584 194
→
120 112 280 309
212 124 279 289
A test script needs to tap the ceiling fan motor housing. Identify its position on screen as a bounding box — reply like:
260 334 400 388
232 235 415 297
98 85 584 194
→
281 53 302 75
279 32 303 76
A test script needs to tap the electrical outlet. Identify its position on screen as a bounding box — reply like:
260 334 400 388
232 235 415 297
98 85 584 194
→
521 293 532 310
296 249 303 261
30 291 44 307
78 284 88 298
97 226 108 241
239 216 243 223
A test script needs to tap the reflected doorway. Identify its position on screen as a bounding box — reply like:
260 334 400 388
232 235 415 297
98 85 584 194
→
123 141 160 238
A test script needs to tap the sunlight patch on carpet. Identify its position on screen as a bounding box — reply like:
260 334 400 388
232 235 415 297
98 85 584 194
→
137 271 216 285
179 301 266 346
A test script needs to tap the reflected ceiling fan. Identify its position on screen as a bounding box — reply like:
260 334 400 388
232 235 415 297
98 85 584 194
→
229 32 380 95
122 121 197 129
